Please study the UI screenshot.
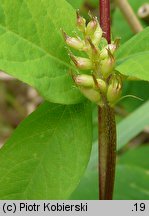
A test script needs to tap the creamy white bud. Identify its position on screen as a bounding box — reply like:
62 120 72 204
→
100 56 115 78
74 74 94 87
74 74 107 93
91 23 103 46
86 17 98 36
69 53 93 70
107 75 122 106
62 30 84 50
76 10 86 32
79 87 102 105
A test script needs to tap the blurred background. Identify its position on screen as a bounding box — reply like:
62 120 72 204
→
0 73 42 147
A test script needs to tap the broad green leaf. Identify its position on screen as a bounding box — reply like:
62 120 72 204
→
0 0 84 104
116 27 149 59
115 28 149 80
0 101 92 199
117 100 149 149
66 0 84 9
112 0 148 43
116 51 149 81
70 145 149 200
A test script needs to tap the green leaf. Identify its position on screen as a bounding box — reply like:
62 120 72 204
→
66 0 84 9
70 145 149 200
116 27 149 59
0 0 84 104
70 169 98 200
118 146 149 170
0 101 92 199
112 0 148 43
116 51 149 81
120 80 149 112
117 100 149 150
115 146 149 199
70 142 98 200
116 28 149 80
115 165 149 200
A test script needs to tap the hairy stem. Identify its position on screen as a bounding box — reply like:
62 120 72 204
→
115 0 143 33
98 106 116 199
98 0 116 200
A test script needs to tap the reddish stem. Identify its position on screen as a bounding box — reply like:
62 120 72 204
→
99 0 111 43
98 106 116 199
98 0 116 200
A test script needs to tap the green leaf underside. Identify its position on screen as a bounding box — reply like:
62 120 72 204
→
115 28 149 81
118 146 149 170
116 27 149 59
0 101 92 199
116 51 149 81
0 0 84 104
70 145 149 200
117 100 149 150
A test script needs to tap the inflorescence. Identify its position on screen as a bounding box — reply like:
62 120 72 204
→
62 10 122 107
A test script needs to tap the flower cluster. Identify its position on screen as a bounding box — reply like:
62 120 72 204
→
62 11 122 107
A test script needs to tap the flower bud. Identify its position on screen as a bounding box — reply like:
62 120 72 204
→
100 38 120 59
91 23 102 46
76 10 86 32
79 87 102 105
87 37 99 56
96 79 107 93
62 30 84 51
74 74 107 93
69 52 92 70
100 50 115 78
107 75 122 106
86 17 98 36
74 74 95 87
100 46 113 60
